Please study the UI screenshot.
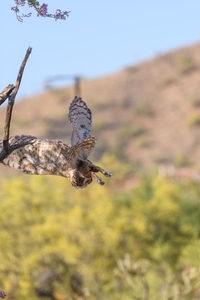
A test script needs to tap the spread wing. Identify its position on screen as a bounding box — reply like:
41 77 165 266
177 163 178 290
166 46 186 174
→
1 135 70 175
68 96 92 146
0 135 37 170
68 137 97 164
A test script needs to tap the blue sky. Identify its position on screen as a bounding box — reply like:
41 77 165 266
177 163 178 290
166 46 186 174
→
1 1 200 99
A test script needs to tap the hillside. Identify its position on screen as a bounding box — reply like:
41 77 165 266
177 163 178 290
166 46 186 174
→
1 42 200 178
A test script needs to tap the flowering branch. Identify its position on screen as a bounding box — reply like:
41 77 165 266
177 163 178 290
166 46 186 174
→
11 0 70 22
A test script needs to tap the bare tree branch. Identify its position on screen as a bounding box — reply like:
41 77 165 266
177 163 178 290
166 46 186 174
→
3 47 32 142
0 84 15 106
0 47 34 162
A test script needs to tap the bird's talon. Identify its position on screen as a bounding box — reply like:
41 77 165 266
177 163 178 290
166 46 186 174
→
104 171 112 177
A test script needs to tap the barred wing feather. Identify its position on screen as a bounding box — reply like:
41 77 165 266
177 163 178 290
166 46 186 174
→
68 96 92 146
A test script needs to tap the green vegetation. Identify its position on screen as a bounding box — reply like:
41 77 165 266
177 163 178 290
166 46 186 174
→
12 118 30 127
0 156 200 299
135 104 155 117
124 65 138 73
136 137 153 149
117 126 147 144
92 120 108 131
174 153 192 167
191 96 200 108
177 55 196 75
159 77 177 87
50 89 70 104
187 113 200 127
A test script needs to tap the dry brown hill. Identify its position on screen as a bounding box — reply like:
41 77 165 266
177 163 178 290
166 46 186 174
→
1 42 200 178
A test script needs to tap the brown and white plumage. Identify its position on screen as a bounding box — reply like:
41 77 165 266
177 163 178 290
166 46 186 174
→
69 96 92 147
0 96 111 189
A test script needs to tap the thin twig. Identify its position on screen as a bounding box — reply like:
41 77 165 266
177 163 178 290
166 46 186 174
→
0 85 15 106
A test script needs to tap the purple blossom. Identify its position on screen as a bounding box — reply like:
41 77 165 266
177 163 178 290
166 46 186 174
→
11 6 19 13
54 9 69 21
37 3 48 16
11 0 70 22
14 0 26 5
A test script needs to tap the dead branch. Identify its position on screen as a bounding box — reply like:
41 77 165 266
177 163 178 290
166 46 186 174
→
0 47 34 162
0 84 15 106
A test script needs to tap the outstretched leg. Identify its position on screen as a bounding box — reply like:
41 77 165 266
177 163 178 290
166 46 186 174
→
87 159 112 177
89 162 112 177
92 173 105 185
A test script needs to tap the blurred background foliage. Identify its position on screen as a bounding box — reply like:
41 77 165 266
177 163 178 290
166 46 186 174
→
0 154 200 299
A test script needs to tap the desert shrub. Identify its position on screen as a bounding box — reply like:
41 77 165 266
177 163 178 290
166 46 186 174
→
177 55 195 75
135 104 155 117
191 96 200 108
0 162 200 299
187 113 200 127
159 77 177 87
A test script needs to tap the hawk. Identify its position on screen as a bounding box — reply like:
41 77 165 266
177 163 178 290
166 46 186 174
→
0 96 111 189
